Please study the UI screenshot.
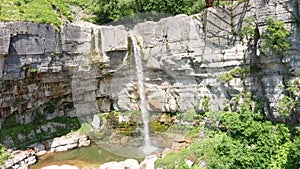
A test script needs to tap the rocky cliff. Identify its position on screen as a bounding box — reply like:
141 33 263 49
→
0 0 299 147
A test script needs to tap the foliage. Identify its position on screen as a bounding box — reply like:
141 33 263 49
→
150 121 170 132
261 18 291 56
104 111 120 129
92 0 206 24
178 109 202 122
216 107 299 169
286 78 300 96
0 0 96 28
203 96 211 113
67 0 92 8
279 96 296 117
217 72 233 84
0 117 80 149
278 78 300 117
0 144 10 165
158 96 300 168
229 67 250 78
0 0 75 29
155 143 205 169
0 0 207 27
2 115 17 128
92 0 136 24
167 124 197 136
217 67 250 84
116 121 138 136
141 0 206 15
78 122 92 134
239 16 256 41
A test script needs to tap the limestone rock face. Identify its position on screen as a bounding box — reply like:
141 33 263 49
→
0 0 300 147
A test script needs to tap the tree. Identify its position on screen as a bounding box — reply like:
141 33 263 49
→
92 0 206 24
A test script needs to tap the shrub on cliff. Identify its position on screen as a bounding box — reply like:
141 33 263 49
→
261 18 291 56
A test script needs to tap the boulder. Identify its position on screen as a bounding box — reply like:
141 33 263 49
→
123 159 139 169
139 155 158 169
35 150 47 157
99 161 125 169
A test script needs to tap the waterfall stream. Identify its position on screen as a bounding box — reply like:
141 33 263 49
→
129 32 158 155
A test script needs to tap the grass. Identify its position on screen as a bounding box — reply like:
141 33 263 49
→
0 0 92 29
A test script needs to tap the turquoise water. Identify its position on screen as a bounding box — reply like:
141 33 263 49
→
29 144 128 169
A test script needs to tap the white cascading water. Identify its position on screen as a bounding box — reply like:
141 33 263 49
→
129 31 158 155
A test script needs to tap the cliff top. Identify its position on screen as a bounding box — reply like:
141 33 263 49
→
0 0 91 28
0 0 209 28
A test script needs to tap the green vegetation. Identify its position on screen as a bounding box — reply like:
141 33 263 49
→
157 100 300 169
239 16 256 42
0 0 207 27
78 122 93 134
156 149 203 169
279 96 296 117
202 96 211 113
261 18 291 56
0 144 10 165
177 109 201 122
102 110 142 136
217 67 250 84
116 121 138 137
0 0 74 28
217 72 233 84
150 121 170 132
92 0 206 24
229 67 250 78
29 68 38 73
279 78 300 117
240 16 291 58
2 115 17 128
0 116 80 149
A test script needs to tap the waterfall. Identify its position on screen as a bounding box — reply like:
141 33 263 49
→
129 31 158 155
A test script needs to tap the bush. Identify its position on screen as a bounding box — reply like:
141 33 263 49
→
217 72 233 84
239 16 256 42
278 78 300 117
158 100 300 169
279 96 296 117
261 18 291 56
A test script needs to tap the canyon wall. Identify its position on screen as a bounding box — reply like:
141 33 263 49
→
0 0 299 147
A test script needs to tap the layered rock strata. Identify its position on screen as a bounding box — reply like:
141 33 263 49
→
0 0 299 147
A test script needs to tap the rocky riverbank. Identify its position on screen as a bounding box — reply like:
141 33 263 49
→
0 149 36 169
1 130 194 169
0 132 90 169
